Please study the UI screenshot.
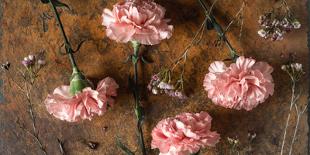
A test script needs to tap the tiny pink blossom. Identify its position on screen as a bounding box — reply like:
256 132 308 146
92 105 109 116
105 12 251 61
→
203 56 274 111
151 112 220 155
44 77 119 122
102 0 173 45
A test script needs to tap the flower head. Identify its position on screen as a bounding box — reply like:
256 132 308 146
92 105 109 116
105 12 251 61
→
151 112 220 155
281 62 304 82
258 13 301 41
203 56 274 111
102 0 173 45
22 53 46 68
44 77 119 122
148 72 187 100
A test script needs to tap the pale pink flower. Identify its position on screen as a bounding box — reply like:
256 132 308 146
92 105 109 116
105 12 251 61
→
44 77 119 122
151 112 220 155
203 56 274 111
102 0 173 45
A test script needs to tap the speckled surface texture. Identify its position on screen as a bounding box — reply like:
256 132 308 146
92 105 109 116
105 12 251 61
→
0 0 309 154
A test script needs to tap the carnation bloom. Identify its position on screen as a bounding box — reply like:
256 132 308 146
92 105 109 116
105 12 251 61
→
102 0 173 45
151 112 220 155
44 77 119 122
203 56 274 111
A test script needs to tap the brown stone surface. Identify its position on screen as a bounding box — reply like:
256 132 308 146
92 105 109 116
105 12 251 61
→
0 0 309 155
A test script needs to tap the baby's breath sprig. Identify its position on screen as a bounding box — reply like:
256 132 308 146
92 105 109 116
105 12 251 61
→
1 52 47 155
258 0 301 41
280 61 307 155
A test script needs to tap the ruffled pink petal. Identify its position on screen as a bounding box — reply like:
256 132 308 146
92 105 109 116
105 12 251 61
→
102 0 173 45
151 112 220 155
208 61 227 73
236 56 256 70
102 8 116 26
203 57 274 111
44 77 119 122
106 23 136 43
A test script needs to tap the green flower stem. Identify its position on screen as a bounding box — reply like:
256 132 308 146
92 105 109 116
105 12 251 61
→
48 0 89 95
131 41 146 155
48 0 79 71
198 0 239 60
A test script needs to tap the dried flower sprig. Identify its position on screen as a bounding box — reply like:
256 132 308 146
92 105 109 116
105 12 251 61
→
147 16 206 99
280 62 307 155
215 0 246 46
149 0 246 99
258 0 301 41
222 132 256 155
227 137 241 155
148 0 216 99
2 52 47 155
147 70 187 100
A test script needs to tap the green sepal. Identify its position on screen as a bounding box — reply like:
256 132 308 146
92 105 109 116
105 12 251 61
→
69 68 90 95
131 55 139 64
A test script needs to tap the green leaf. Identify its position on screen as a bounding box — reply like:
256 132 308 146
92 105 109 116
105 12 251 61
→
116 138 135 155
131 55 139 64
41 0 49 4
73 40 87 53
135 106 144 122
206 19 214 30
141 56 152 64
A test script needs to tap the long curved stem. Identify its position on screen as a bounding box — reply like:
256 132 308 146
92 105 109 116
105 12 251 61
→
48 0 79 71
198 0 238 60
132 41 146 155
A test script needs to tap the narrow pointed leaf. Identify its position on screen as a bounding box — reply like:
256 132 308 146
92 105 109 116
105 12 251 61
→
141 56 152 64
116 138 135 155
52 0 70 9
73 40 87 53
41 0 70 10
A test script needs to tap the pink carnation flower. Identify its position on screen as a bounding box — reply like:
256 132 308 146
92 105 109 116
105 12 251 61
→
151 112 220 155
44 77 119 122
102 0 173 45
203 56 274 111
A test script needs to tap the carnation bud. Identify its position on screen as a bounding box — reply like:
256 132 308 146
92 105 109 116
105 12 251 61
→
281 65 287 71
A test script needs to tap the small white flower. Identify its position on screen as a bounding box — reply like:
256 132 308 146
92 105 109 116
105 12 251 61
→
152 88 159 95
28 55 35 61
258 29 267 38
292 63 302 71
158 82 174 90
38 59 46 66
292 21 301 29
281 65 287 71
24 57 30 61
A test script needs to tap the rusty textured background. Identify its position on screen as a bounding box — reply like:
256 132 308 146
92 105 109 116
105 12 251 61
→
0 0 309 154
